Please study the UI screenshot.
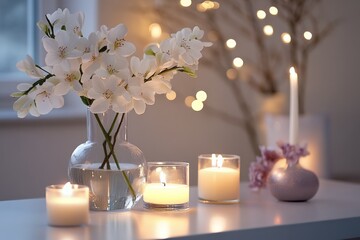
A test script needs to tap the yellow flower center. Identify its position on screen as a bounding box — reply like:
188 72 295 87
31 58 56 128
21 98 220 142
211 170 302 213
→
114 38 125 50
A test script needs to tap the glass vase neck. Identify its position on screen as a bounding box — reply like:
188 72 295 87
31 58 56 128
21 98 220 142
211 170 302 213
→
86 109 127 143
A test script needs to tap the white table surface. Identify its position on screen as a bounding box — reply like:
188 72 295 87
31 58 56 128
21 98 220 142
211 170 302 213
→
1 180 360 240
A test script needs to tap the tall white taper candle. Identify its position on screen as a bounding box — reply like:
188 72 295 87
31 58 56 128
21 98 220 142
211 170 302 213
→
289 67 299 145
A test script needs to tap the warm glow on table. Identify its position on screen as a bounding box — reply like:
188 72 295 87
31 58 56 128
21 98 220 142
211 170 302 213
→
143 183 189 205
46 182 89 226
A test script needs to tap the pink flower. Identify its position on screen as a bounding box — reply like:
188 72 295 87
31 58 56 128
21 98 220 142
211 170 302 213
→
248 147 282 191
249 161 268 191
277 141 309 167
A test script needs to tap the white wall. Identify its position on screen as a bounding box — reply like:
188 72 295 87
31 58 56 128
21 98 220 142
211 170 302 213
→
1 0 360 200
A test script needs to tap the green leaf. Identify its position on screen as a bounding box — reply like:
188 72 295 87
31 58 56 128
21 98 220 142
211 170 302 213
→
144 48 156 56
80 96 93 106
11 92 23 98
180 67 197 77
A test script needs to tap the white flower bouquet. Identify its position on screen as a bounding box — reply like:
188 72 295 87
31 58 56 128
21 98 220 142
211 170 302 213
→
12 8 211 172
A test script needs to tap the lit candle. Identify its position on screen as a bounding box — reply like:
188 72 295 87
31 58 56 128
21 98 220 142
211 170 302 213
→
198 154 240 203
144 162 189 210
46 182 89 226
289 66 299 145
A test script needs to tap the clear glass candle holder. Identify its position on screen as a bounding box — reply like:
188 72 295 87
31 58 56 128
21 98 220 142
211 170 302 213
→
144 162 189 210
198 154 240 204
46 183 89 226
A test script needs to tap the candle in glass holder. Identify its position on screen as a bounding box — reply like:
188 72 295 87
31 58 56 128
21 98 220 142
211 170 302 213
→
143 162 189 210
46 182 89 226
198 154 240 203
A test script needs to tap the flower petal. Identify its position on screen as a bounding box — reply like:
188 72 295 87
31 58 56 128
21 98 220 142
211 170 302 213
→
90 98 110 113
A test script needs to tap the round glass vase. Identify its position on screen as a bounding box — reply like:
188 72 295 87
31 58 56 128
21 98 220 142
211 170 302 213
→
68 109 146 211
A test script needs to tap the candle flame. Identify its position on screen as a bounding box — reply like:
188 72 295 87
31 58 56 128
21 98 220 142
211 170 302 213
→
211 154 224 168
160 171 167 186
62 182 73 197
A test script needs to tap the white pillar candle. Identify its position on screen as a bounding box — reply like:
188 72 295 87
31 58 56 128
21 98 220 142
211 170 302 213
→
289 66 299 145
46 182 89 226
144 162 189 210
198 154 240 203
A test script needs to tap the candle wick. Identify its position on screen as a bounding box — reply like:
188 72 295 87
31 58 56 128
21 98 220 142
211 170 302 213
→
161 182 166 187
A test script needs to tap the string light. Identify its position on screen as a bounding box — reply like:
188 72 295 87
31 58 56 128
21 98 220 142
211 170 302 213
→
281 33 291 43
257 10 266 20
269 6 278 15
196 90 207 101
263 25 274 36
233 57 244 68
304 31 312 40
180 0 192 7
226 39 236 49
166 90 176 101
191 99 204 111
149 23 162 39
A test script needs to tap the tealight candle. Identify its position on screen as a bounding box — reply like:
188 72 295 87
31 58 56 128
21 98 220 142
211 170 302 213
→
143 162 189 210
198 154 240 203
46 182 89 226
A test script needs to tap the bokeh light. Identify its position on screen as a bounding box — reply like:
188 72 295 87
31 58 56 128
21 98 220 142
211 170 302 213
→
196 90 207 101
149 23 162 39
281 32 291 43
166 90 177 101
257 10 266 20
185 96 195 107
269 6 278 15
180 0 192 7
226 39 236 49
226 68 237 80
191 99 204 111
233 57 244 68
263 25 274 36
304 31 312 40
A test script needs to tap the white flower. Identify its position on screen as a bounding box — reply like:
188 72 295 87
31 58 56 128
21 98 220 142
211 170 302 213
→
106 24 136 57
13 95 40 118
65 10 84 36
189 26 212 47
16 55 46 79
12 8 211 119
127 78 155 115
172 26 211 66
147 71 176 94
87 75 131 113
95 53 129 79
52 60 82 95
42 30 83 68
12 83 40 118
33 78 65 115
80 32 104 78
130 56 157 79
46 8 84 36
